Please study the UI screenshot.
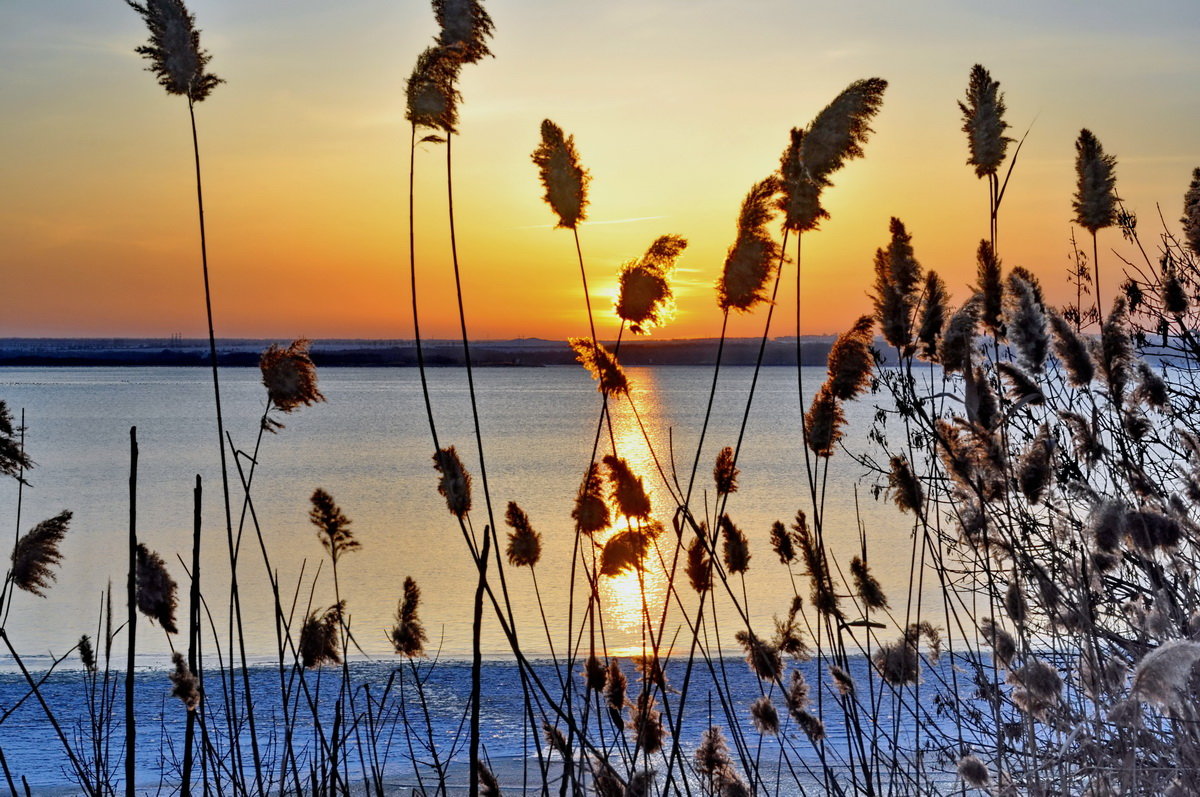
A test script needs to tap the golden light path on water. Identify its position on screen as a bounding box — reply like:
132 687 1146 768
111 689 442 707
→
592 369 675 659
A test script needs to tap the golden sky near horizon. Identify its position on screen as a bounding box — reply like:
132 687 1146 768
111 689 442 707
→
1 0 1198 341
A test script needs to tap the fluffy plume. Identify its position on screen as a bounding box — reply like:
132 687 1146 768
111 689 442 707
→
957 754 991 789
616 235 686 334
1006 277 1048 372
685 535 712 593
996 362 1044 407
1048 310 1095 386
1017 424 1054 504
713 446 739 496
873 637 919 685
804 383 845 458
300 602 342 668
1073 129 1119 233
829 665 855 695
785 669 811 714
405 46 462 133
504 501 542 567
888 455 923 514
719 514 751 574
718 178 782 312
603 455 651 519
769 520 796 563
0 402 32 483
694 725 733 778
532 120 589 229
1008 658 1062 716
979 618 1016 667
628 693 666 755
572 463 610 534
1133 361 1169 409
309 488 359 564
940 296 981 374
626 770 656 797
1130 639 1200 714
543 722 570 760
477 764 500 797
735 630 782 681
1005 581 1028 626
774 596 811 660
1097 296 1133 397
432 0 494 64
975 241 1004 334
959 64 1012 178
569 338 629 396
604 659 628 718
390 577 427 657
169 652 201 711
79 635 96 674
260 340 324 427
10 510 71 597
125 0 221 101
750 695 780 735
850 556 888 609
1183 167 1200 258
777 78 887 231
589 757 626 797
433 446 472 518
1124 510 1182 552
917 271 949 361
1162 264 1189 316
599 530 650 577
136 543 179 634
584 655 607 693
826 316 876 399
793 511 841 618
872 219 922 349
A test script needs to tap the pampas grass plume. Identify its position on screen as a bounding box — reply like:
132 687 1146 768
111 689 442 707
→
390 576 427 657
300 602 343 668
616 235 686 334
125 0 221 101
918 271 949 360
169 651 201 711
406 46 462 133
602 455 651 519
136 543 179 634
888 454 923 514
1048 310 1095 385
974 241 1004 334
569 338 629 396
939 295 981 374
959 64 1011 178
433 446 472 518
750 695 780 735
260 339 325 424
504 501 542 567
713 446 739 496
10 510 71 597
532 120 589 229
599 530 650 577
432 0 494 64
804 383 844 458
1074 129 1119 233
826 316 875 399
309 488 359 564
718 178 781 312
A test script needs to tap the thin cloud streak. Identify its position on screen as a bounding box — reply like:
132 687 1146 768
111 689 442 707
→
515 215 666 230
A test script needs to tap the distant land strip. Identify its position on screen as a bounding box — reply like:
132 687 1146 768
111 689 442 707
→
0 337 901 367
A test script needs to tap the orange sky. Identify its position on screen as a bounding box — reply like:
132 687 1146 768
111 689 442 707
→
2 1 1198 340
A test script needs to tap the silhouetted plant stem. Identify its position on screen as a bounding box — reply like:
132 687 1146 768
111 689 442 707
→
186 96 263 794
1093 230 1104 327
182 475 201 797
469 527 491 797
124 427 137 797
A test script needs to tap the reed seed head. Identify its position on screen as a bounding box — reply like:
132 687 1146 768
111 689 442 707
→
1048 310 1095 386
801 78 888 185
1131 639 1200 714
1074 129 1119 233
543 722 570 759
10 510 70 597
0 401 33 482
979 618 1016 667
826 316 876 400
572 463 610 535
136 543 179 634
79 635 96 674
829 664 855 695
917 271 949 361
599 530 650 577
169 651 201 711
584 654 607 693
616 235 686 334
695 725 733 777
300 602 343 668
1098 296 1133 397
628 692 666 755
626 770 656 797
719 514 751 574
1008 658 1062 716
406 46 462 133
713 446 739 496
769 520 795 563
888 454 923 514
532 120 589 229
685 537 712 593
432 0 494 64
1133 361 1169 409
260 340 325 425
735 630 782 681
569 338 629 397
125 0 221 101
504 501 542 567
478 764 500 797
1006 276 1048 372
309 488 359 564
940 296 981 374
604 659 628 715
850 555 888 610
959 64 1012 178
589 757 626 797
777 128 827 232
785 669 811 714
750 695 780 735
975 240 1004 335
803 383 844 458
873 638 919 685
1183 167 1200 258
957 754 991 789
433 446 472 518
718 178 782 312
390 576 427 657
1017 424 1054 504
603 455 651 519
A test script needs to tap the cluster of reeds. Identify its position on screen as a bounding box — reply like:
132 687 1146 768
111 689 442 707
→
4 2 1200 794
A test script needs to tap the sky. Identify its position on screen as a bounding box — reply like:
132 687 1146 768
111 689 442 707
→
2 0 1198 341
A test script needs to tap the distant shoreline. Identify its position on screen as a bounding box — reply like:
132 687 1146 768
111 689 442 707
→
0 336 874 368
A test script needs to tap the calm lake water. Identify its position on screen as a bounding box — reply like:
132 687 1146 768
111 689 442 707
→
0 365 914 665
